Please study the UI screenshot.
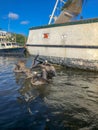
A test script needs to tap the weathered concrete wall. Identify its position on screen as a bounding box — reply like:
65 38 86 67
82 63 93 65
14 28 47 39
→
34 55 98 71
26 19 98 71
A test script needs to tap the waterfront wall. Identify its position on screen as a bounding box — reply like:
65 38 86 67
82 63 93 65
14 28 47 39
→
26 19 98 71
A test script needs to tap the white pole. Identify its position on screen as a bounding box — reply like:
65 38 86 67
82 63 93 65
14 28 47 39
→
8 17 10 32
48 0 59 24
60 0 65 4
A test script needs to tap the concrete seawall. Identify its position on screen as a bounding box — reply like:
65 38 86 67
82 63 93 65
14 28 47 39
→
26 18 98 71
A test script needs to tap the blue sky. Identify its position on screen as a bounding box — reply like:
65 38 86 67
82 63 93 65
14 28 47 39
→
0 0 98 36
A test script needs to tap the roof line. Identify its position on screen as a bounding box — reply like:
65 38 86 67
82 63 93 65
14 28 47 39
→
30 17 98 30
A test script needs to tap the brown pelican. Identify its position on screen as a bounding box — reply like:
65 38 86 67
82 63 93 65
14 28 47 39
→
31 59 56 81
14 60 33 78
31 71 50 86
39 60 56 79
14 60 26 73
24 68 33 79
31 54 41 69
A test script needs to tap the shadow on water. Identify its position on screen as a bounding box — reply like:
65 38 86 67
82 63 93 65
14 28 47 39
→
0 56 98 130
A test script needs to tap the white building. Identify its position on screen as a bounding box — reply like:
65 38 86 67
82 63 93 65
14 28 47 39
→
0 30 12 42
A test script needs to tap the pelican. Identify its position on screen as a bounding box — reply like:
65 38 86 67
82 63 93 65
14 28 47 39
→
14 60 33 78
39 60 56 79
13 60 25 73
31 71 49 86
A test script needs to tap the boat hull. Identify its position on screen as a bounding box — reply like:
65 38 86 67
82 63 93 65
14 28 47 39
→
0 47 26 56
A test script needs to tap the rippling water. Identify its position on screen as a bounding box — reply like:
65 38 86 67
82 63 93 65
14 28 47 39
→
0 56 98 130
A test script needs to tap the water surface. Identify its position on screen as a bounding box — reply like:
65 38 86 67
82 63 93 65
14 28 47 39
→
0 56 98 130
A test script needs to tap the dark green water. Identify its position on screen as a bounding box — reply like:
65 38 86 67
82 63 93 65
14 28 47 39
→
0 56 98 130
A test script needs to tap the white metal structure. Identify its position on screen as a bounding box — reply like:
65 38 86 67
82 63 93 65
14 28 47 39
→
48 0 59 24
48 0 66 24
48 0 84 24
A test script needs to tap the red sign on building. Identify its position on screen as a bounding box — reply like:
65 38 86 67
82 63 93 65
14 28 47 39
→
43 33 49 38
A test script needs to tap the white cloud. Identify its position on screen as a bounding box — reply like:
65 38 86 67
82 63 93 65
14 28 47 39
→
8 12 19 20
20 21 29 25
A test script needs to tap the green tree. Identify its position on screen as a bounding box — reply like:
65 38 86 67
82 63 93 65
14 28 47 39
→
16 34 27 46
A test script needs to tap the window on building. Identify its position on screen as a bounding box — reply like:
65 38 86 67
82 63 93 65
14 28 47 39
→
1 44 5 47
6 43 11 46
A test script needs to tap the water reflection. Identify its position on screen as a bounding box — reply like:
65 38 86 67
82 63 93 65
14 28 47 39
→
14 70 51 117
13 60 98 129
14 65 98 130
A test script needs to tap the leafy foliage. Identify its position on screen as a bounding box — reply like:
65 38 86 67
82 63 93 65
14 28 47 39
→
6 33 27 46
15 34 27 46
